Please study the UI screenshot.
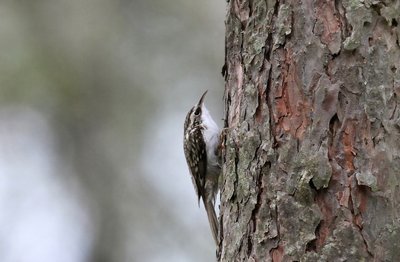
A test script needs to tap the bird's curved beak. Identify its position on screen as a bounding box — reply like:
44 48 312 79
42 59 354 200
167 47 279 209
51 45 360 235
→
197 90 208 106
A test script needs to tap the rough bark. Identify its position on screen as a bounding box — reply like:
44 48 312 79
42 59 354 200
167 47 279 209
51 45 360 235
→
219 0 400 261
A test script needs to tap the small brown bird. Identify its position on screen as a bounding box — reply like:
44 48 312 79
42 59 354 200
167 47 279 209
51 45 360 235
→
183 91 221 245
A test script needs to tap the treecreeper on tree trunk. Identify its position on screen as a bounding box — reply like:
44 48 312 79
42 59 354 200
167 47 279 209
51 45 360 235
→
183 91 222 246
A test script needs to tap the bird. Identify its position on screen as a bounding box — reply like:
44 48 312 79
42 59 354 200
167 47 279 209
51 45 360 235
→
183 90 221 246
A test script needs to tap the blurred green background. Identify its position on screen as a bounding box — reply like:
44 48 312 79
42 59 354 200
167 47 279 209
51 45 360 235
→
0 1 225 261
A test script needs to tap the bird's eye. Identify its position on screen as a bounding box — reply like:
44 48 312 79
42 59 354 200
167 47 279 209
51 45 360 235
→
194 107 201 115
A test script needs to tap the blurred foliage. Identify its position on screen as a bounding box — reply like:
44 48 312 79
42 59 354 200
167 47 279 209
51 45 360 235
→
0 0 224 261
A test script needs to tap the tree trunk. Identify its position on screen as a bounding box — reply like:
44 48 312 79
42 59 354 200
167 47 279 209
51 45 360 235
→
219 0 400 261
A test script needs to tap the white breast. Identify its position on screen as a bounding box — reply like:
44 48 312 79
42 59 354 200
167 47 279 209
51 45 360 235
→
201 105 220 168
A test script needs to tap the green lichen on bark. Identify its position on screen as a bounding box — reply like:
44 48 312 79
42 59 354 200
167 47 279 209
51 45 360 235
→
283 150 331 204
221 0 400 261
244 83 259 119
380 2 400 26
221 131 238 201
342 0 373 50
274 4 292 48
277 193 321 258
236 125 261 201
319 222 371 260
355 171 378 192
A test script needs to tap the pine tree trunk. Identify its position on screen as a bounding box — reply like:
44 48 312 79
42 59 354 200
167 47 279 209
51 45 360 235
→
219 0 400 261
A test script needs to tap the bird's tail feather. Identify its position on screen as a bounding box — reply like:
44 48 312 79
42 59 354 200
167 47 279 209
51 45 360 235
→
203 198 218 246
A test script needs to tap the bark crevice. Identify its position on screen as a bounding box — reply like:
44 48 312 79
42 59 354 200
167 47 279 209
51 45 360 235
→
220 0 400 260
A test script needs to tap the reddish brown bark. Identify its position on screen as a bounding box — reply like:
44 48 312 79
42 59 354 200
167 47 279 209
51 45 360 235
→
219 0 400 261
